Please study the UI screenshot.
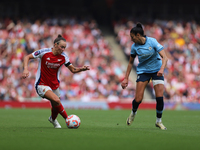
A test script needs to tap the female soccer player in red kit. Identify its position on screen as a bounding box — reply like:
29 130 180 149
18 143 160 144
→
22 35 90 128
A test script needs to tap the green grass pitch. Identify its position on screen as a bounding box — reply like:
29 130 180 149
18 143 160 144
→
0 109 200 150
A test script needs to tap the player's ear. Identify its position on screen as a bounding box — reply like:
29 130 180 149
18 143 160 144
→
54 42 58 47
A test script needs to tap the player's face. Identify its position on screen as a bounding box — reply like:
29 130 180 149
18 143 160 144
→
55 40 66 54
130 33 140 43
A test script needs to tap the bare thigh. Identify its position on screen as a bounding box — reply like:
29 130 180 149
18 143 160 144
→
153 84 164 97
135 81 149 102
44 90 61 106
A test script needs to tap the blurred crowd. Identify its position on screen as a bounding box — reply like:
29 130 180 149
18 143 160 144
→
0 16 135 102
1 16 200 103
114 19 200 103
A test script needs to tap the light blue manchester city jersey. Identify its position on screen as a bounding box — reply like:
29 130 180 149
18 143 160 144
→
131 36 164 74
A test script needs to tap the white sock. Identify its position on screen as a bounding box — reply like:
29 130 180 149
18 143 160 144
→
131 111 137 115
156 118 161 123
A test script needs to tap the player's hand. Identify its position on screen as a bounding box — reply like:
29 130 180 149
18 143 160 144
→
22 70 29 79
81 65 90 71
121 79 128 89
157 70 164 76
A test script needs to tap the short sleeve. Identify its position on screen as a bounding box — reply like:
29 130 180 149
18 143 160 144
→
32 50 43 58
130 44 136 55
152 38 164 52
32 48 50 58
62 52 71 67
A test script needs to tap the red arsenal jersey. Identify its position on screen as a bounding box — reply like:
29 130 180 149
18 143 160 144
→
32 48 71 90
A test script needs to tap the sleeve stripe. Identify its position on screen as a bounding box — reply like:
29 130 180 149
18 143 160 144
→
65 62 71 67
157 47 164 52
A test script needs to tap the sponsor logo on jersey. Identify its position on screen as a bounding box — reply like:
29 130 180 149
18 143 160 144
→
34 51 40 56
45 61 61 68
47 57 50 60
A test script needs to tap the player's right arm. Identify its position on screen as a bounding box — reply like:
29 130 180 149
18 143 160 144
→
121 55 135 89
22 54 34 79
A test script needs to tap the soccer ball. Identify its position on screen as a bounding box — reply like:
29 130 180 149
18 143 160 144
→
66 114 81 129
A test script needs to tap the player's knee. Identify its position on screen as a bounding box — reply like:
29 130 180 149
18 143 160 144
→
51 98 61 106
135 95 143 102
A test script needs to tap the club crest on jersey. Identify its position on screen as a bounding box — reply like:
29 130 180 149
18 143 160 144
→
149 47 152 50
34 51 40 56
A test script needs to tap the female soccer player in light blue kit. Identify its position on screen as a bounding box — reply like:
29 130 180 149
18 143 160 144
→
121 23 168 130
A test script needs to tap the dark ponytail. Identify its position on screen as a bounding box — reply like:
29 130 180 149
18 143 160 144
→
136 23 143 29
130 22 144 36
54 34 66 44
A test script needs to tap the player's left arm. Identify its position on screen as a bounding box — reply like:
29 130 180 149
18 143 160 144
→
157 49 168 76
67 64 90 73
